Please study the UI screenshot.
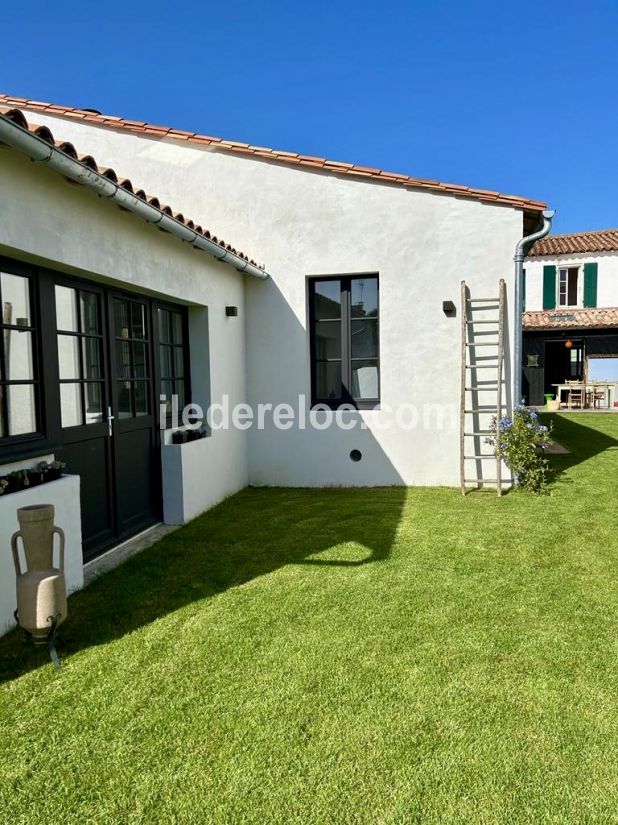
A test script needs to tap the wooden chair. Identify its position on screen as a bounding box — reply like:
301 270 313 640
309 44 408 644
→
567 383 585 411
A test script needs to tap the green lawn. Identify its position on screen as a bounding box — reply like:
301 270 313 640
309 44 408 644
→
1 414 617 824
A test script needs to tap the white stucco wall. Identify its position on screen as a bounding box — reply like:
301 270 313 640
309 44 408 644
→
15 112 526 487
525 251 618 311
0 148 249 520
0 475 82 636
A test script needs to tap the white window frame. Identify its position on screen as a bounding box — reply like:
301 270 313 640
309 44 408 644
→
557 264 583 308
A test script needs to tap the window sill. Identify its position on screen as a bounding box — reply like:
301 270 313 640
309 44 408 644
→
0 438 58 466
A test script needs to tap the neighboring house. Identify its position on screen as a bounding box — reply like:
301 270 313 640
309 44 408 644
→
0 94 546 632
523 229 618 406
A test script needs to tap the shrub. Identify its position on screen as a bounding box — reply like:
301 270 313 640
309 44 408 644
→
486 405 553 494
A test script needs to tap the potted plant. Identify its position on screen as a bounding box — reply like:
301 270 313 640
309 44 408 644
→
6 470 30 494
27 467 45 487
0 478 8 496
38 460 66 482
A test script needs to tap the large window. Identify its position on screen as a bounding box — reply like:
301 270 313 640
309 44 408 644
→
558 266 580 307
309 275 379 408
0 271 39 438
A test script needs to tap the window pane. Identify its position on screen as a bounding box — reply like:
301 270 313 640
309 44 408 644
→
351 278 378 317
58 334 81 380
351 360 379 399
117 382 133 418
161 380 173 416
315 361 341 400
84 383 103 424
568 268 578 306
4 329 34 380
116 341 131 380
175 379 185 411
158 309 171 344
80 291 100 334
114 300 130 339
55 285 79 332
2 273 31 324
351 319 379 359
134 381 148 416
160 345 173 379
174 346 185 378
82 337 102 380
172 312 183 345
314 281 341 320
131 302 146 339
7 384 36 435
132 342 147 378
314 320 341 359
60 382 82 428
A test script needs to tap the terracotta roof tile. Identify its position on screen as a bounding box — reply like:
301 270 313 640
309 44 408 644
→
523 308 618 330
528 228 618 256
0 107 263 271
0 93 546 215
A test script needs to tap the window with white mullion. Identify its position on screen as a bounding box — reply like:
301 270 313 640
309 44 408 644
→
558 266 580 308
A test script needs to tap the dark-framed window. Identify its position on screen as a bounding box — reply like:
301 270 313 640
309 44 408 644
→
0 268 41 440
309 274 380 409
155 304 191 425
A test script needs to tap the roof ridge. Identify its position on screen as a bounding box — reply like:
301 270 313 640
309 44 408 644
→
0 92 547 213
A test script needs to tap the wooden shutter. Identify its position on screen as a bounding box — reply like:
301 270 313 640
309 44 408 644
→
583 262 598 307
542 265 556 310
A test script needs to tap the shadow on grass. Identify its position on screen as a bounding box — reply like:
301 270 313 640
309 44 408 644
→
540 413 618 484
0 486 407 683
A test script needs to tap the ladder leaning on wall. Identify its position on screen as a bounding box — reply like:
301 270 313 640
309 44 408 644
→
460 278 507 496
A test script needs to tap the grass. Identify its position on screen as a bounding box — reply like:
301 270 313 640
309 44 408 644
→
1 413 617 824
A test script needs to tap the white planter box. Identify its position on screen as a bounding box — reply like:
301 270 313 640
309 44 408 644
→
0 475 83 637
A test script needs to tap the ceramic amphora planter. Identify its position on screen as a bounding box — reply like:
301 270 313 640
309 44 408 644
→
11 504 67 643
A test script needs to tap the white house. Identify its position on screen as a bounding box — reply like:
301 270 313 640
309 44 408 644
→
523 229 618 405
0 93 547 633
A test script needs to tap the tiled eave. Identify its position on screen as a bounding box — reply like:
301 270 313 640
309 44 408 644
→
523 308 618 330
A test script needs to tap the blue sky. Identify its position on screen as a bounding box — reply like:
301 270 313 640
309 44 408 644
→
2 1 616 233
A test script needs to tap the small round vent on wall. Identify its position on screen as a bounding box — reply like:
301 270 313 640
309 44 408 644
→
350 450 362 463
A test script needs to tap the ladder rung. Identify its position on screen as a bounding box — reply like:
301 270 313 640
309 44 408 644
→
464 455 495 459
464 408 504 412
465 364 499 369
466 297 499 302
465 386 498 391
465 342 497 347
466 320 499 325
464 431 492 435
463 479 505 484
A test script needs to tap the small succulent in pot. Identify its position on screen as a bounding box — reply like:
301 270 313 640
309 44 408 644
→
0 478 8 496
6 470 30 494
38 460 66 481
26 468 44 487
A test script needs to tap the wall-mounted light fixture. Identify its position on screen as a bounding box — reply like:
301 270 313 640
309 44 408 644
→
226 306 238 317
442 300 456 317
564 339 573 349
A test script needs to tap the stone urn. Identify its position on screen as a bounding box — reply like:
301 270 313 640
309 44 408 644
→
11 504 67 644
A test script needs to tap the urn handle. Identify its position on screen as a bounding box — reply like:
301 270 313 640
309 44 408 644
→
53 527 65 571
10 531 23 576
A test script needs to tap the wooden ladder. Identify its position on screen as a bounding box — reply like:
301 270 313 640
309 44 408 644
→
460 279 506 496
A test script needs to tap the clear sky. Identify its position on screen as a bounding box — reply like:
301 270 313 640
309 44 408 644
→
1 0 616 233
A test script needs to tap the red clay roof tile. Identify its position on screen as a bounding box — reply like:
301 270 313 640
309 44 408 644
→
523 308 618 330
528 228 618 256
0 93 546 215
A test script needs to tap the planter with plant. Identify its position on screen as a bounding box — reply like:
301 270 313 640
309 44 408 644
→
485 405 553 494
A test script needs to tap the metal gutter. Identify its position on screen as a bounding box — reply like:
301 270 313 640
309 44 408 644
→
513 208 555 408
0 112 269 280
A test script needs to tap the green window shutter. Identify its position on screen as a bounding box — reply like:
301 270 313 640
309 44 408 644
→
583 262 598 307
522 268 526 311
542 265 556 309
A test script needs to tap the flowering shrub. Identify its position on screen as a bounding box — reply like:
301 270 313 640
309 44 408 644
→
486 404 553 494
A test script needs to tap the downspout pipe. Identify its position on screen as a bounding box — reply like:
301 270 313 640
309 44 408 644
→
0 113 269 280
513 208 555 409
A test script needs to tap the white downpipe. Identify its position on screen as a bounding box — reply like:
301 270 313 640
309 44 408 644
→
0 114 269 280
513 209 555 409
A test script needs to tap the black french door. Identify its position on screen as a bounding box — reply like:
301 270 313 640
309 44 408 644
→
54 279 162 561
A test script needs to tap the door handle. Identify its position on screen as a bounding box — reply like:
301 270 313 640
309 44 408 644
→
106 406 115 437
